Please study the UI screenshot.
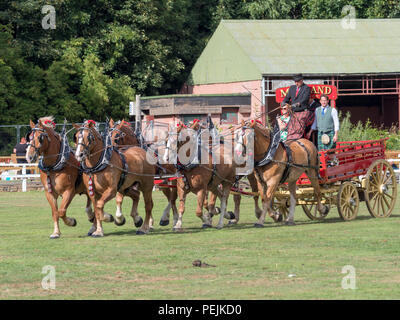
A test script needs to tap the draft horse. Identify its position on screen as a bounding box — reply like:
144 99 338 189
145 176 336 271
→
26 117 110 239
73 120 155 237
171 121 238 230
109 119 179 228
236 119 328 226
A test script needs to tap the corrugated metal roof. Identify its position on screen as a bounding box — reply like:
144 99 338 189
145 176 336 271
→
189 19 400 85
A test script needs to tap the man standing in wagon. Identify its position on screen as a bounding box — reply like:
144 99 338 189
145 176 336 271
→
310 94 339 150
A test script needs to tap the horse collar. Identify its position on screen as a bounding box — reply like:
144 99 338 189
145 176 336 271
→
38 133 70 173
81 133 113 174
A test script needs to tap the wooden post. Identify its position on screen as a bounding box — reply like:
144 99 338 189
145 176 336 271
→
135 94 141 131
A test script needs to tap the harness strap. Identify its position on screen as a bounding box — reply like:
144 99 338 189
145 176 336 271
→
279 141 293 184
207 163 217 187
116 150 128 192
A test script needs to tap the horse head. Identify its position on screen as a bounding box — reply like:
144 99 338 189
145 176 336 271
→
109 118 137 147
26 117 58 163
73 120 102 162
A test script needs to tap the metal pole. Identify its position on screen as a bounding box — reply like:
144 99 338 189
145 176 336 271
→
16 125 21 143
135 94 141 131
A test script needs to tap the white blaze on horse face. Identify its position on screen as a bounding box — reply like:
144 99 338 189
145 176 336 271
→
75 134 83 161
26 145 32 163
234 130 244 156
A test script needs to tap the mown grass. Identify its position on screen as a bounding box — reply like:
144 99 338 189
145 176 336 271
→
1 189 400 300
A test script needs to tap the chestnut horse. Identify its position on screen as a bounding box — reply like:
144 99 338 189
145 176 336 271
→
189 120 262 224
26 117 112 238
73 120 155 237
236 119 328 226
170 121 238 230
109 119 179 228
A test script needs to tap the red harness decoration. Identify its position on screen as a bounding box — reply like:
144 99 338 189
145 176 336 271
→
88 176 94 196
87 120 96 125
43 120 56 128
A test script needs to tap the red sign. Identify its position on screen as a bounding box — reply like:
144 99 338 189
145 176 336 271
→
275 84 338 103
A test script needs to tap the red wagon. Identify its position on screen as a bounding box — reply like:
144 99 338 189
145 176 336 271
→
272 86 397 221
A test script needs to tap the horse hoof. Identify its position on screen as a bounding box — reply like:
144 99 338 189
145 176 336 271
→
70 218 77 227
134 217 143 228
275 214 283 223
254 223 264 228
88 217 94 223
228 220 237 225
136 230 146 235
49 234 60 239
202 224 212 229
159 219 170 226
216 225 223 230
228 211 235 220
114 216 126 227
87 232 93 236
108 215 114 223
91 233 104 238
149 227 154 232
322 205 329 216
285 221 296 226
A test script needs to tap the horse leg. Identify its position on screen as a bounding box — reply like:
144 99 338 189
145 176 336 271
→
125 189 143 228
58 189 77 227
114 192 126 226
159 188 171 226
308 169 328 215
170 186 179 227
229 193 241 225
174 182 188 231
137 188 153 235
207 191 218 217
91 188 115 237
285 180 297 226
255 182 280 227
216 186 230 229
44 191 61 239
248 173 262 218
196 189 212 228
85 195 95 223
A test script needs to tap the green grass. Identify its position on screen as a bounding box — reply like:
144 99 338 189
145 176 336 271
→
1 189 400 300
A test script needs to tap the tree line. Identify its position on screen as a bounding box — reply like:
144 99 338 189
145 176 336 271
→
0 0 399 128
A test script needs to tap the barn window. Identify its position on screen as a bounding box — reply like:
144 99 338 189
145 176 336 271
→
221 108 238 124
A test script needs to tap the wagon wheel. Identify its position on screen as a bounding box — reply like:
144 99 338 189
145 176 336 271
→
271 195 289 221
302 193 331 221
364 159 397 218
337 182 359 221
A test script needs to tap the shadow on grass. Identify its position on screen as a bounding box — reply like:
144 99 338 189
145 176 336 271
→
79 213 400 238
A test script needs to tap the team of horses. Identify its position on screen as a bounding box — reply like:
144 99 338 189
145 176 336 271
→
26 115 326 238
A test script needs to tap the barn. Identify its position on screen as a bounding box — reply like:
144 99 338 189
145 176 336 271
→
141 19 400 128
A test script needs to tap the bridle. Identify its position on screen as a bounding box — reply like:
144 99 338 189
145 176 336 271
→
28 127 52 160
75 126 97 160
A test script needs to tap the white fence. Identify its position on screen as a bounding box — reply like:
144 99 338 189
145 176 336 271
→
0 163 40 192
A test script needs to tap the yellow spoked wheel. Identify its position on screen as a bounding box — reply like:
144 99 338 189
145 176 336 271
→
271 195 289 221
364 159 397 218
337 182 359 221
301 194 331 221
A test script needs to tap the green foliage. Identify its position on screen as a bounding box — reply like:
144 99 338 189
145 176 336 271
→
0 0 398 130
338 111 400 150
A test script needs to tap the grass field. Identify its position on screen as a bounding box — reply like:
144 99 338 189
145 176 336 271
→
1 189 400 300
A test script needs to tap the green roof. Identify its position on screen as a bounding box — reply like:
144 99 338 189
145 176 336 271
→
188 19 400 85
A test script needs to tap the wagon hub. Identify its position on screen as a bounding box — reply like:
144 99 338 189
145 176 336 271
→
379 184 388 194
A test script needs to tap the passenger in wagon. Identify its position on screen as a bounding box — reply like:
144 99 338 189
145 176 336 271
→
309 94 339 150
277 104 292 142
